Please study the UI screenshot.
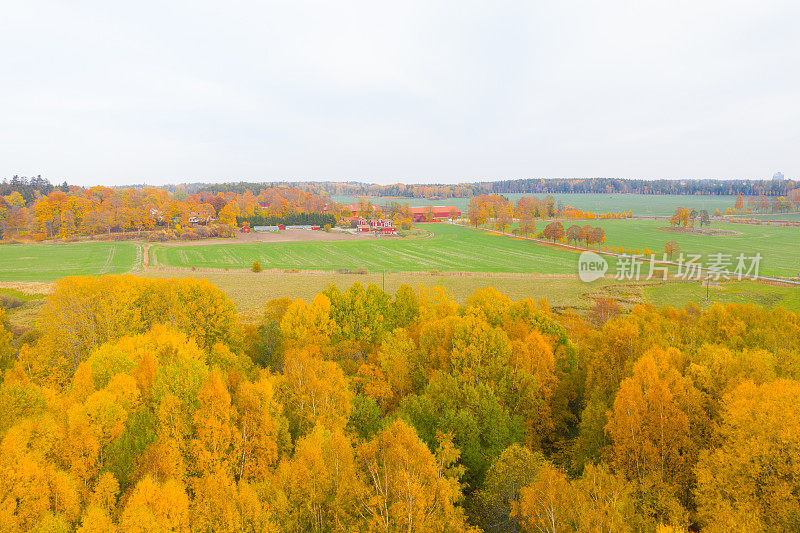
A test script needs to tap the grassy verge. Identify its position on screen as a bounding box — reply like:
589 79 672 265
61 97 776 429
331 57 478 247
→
1 288 47 332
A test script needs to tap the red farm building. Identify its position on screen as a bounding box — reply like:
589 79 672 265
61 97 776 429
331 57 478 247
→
370 218 394 229
349 218 397 234
369 219 396 235
409 206 461 222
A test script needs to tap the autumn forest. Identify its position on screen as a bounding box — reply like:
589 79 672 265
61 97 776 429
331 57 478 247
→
1 275 798 532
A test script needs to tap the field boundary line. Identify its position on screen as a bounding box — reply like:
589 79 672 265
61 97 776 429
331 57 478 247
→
139 265 589 279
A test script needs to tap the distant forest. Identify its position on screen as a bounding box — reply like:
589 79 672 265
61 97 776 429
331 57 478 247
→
191 178 798 199
483 177 797 196
3 175 798 202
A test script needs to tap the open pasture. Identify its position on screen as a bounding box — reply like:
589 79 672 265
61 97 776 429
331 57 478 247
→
144 269 800 318
332 193 737 217
151 223 582 274
112 269 800 319
140 269 624 319
1 218 795 284
0 241 139 281
646 280 800 312
579 219 799 278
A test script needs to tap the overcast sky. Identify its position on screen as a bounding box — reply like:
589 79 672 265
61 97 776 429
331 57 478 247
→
1 1 798 186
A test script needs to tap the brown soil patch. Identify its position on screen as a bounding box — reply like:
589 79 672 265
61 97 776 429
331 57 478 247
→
0 281 54 295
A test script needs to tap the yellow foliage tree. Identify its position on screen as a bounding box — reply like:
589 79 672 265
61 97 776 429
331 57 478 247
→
119 476 190 532
357 420 471 532
695 379 800 531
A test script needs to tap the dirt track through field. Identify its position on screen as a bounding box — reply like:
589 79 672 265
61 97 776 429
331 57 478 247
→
99 245 117 273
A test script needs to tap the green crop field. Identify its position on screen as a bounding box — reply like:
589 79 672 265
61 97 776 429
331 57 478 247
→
332 193 737 217
646 280 800 312
576 219 799 278
1 218 796 284
1 224 796 325
152 224 582 273
146 218 800 278
0 242 139 281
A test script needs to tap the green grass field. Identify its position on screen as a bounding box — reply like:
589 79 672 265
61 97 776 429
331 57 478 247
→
578 219 799 277
332 193 737 217
0 242 139 281
151 224 582 274
1 193 796 329
646 280 800 312
139 270 800 321
1 218 795 284
140 269 621 320
150 218 797 278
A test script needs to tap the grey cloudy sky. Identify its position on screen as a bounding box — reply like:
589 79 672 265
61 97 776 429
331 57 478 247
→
1 1 798 186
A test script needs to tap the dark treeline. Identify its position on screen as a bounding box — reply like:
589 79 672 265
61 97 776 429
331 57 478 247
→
0 175 68 204
237 212 336 227
190 181 353 197
190 182 302 195
6 177 798 204
486 178 798 196
192 178 798 199
194 181 477 199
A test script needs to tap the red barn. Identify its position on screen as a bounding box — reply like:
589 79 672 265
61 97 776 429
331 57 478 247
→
409 206 461 222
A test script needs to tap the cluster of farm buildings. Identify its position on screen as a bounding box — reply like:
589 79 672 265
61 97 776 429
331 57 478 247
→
241 223 321 233
341 217 398 235
341 203 462 235
240 202 462 235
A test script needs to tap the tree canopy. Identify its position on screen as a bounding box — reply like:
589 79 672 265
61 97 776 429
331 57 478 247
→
1 276 799 531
